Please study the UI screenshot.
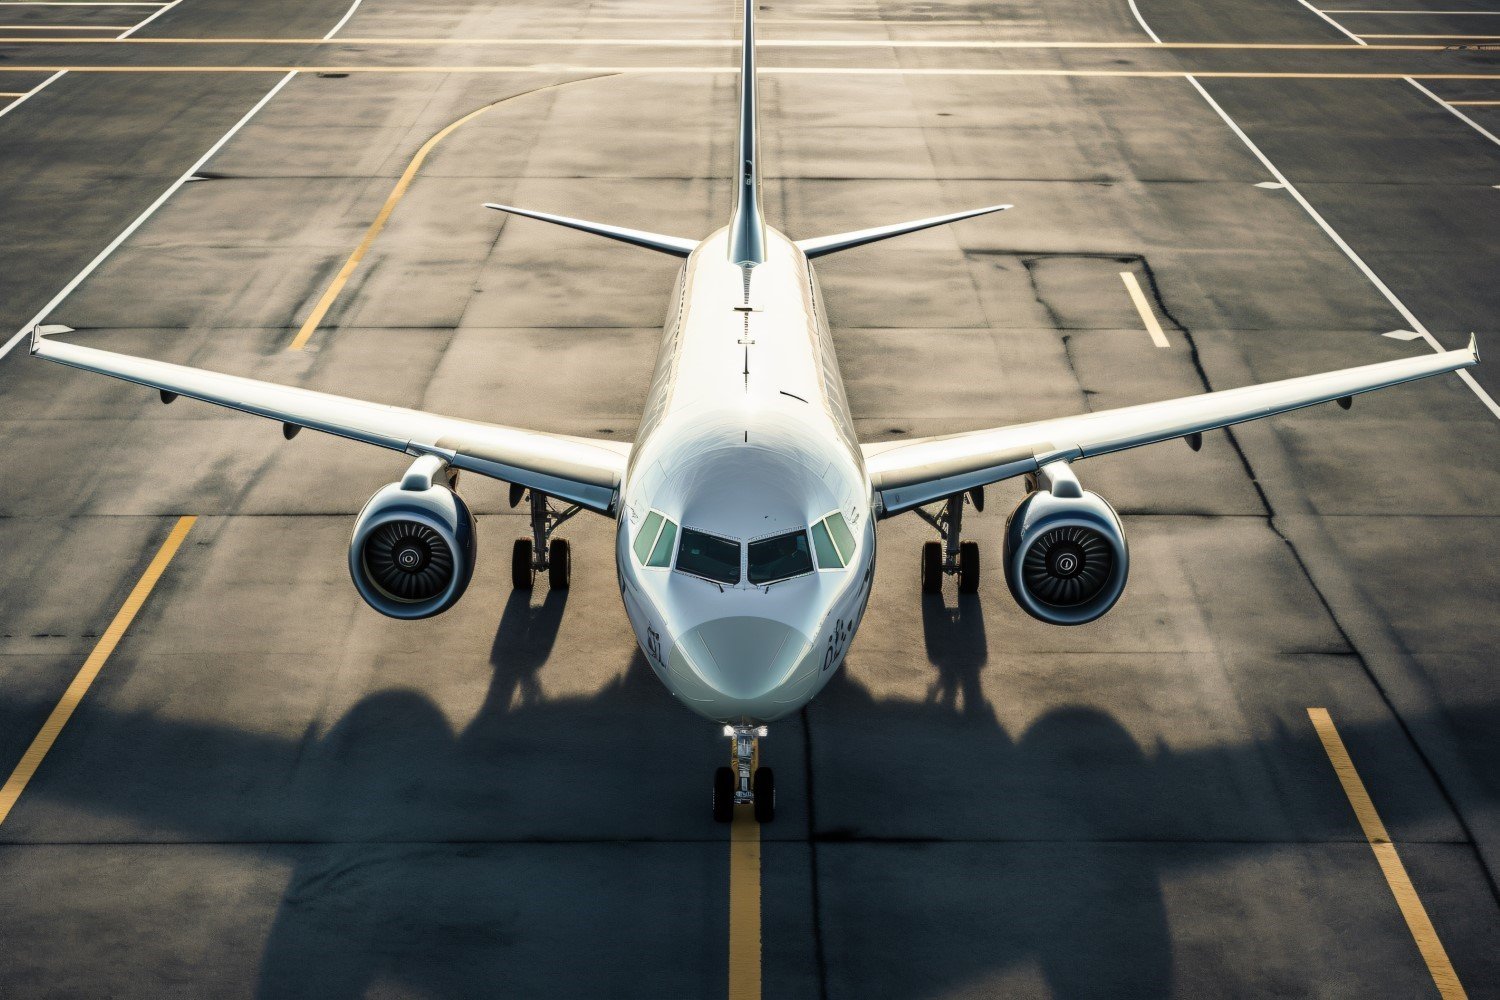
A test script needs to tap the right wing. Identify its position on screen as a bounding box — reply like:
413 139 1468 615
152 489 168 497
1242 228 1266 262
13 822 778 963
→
31 332 629 514
864 338 1479 516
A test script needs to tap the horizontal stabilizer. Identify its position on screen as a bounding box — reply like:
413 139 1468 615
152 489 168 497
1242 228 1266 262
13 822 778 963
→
796 204 1011 259
484 203 698 257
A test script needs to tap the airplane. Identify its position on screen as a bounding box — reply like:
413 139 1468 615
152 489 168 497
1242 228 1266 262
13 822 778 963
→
29 0 1478 824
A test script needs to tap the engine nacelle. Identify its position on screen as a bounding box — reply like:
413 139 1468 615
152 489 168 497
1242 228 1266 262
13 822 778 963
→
1003 462 1128 626
349 455 478 619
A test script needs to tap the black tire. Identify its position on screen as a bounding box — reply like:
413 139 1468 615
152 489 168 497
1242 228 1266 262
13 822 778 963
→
548 538 571 590
958 540 980 594
713 766 736 823
753 767 776 824
511 538 534 590
921 541 943 594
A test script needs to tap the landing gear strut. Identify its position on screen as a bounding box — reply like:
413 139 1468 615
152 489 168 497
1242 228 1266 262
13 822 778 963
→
713 724 774 823
915 488 982 594
509 485 579 590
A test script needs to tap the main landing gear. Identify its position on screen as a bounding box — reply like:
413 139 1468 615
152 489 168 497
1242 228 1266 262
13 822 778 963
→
713 725 774 824
915 488 983 594
509 486 579 591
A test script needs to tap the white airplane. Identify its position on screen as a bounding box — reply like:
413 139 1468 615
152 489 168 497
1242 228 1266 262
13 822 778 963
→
31 0 1478 822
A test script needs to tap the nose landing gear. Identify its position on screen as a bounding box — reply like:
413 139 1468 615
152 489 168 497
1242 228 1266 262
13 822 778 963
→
916 488 983 594
713 725 774 823
510 486 580 590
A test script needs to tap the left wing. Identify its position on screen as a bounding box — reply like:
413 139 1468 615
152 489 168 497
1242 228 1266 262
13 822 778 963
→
864 337 1479 516
31 332 629 514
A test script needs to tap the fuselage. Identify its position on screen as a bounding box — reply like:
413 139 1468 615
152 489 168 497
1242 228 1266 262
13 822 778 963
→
615 227 876 723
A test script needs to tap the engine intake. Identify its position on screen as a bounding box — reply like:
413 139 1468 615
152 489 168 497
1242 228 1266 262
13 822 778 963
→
349 456 477 619
1004 462 1128 626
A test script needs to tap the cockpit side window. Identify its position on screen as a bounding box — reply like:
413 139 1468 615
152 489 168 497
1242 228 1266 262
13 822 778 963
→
633 511 664 564
676 528 742 585
633 510 679 568
811 511 856 569
748 529 814 585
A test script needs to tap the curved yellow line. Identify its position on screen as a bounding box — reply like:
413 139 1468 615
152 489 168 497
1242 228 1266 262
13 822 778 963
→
288 74 615 351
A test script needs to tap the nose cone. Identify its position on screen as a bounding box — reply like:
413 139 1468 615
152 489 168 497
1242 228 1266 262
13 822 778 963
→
671 616 811 700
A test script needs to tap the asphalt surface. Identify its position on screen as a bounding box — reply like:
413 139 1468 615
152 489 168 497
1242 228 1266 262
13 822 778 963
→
0 0 1498 996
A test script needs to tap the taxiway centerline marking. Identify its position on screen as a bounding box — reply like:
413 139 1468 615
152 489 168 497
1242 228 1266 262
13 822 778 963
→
0 35 1458 48
2 66 1499 78
0 25 134 29
1447 99 1500 105
728 743 761 1000
1364 33 1500 38
0 516 195 827
1120 272 1170 347
1320 8 1500 12
1307 709 1469 1000
288 97 509 351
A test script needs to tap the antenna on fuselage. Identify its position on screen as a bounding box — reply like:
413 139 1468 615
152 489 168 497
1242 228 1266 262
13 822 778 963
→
727 0 766 269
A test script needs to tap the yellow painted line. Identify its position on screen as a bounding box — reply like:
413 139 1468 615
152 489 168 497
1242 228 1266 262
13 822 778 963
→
0 35 1456 49
1449 99 1500 105
1323 8 1500 11
3 66 1500 79
1362 33 1500 38
1307 708 1468 1000
289 77 609 349
728 741 761 1000
287 100 505 350
0 25 132 29
0 516 195 827
0 90 27 94
1120 271 1169 347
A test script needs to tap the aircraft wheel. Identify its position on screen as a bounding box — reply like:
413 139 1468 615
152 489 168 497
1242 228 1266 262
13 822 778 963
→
548 538 571 590
753 767 775 824
713 766 735 823
958 540 980 594
920 541 943 594
511 538 535 590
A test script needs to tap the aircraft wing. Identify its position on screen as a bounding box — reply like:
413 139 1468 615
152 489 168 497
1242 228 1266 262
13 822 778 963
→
31 332 630 514
863 338 1479 516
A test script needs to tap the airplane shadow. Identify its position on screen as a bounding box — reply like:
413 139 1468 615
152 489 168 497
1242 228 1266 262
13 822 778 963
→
0 589 1482 998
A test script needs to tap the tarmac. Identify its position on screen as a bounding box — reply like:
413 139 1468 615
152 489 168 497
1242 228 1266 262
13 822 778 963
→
0 0 1497 996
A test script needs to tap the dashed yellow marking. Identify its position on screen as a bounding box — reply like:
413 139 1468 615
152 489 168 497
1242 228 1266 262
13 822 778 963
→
1307 708 1468 1000
0 516 196 827
1121 271 1169 348
728 742 761 1000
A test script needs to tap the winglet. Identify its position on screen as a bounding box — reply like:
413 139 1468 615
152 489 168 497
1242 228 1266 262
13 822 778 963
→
1469 332 1480 364
796 204 1012 259
28 324 41 355
483 203 698 258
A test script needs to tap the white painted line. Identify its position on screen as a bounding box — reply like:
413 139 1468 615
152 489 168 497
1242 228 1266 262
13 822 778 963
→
1121 272 1170 348
1183 75 1500 419
1127 0 1163 43
0 67 64 121
115 0 184 39
1297 0 1368 43
1 0 368 363
1405 77 1500 149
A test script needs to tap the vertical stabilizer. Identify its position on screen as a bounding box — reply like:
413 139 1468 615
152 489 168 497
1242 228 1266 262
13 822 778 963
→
727 0 765 268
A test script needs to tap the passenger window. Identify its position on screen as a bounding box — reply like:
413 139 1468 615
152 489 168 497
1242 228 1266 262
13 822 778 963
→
633 511 664 564
748 530 814 585
647 519 677 567
810 519 844 569
676 528 741 585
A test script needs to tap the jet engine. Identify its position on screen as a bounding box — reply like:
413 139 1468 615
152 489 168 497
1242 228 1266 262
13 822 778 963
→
1003 461 1128 626
349 455 478 619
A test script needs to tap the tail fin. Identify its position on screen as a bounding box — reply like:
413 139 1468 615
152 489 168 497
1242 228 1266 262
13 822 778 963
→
727 0 765 268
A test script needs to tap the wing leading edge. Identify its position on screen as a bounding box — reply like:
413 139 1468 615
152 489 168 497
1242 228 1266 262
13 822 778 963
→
31 332 629 514
864 338 1479 516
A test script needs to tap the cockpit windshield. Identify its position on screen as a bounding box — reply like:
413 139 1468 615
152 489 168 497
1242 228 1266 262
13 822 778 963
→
748 529 814 585
676 528 741 584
